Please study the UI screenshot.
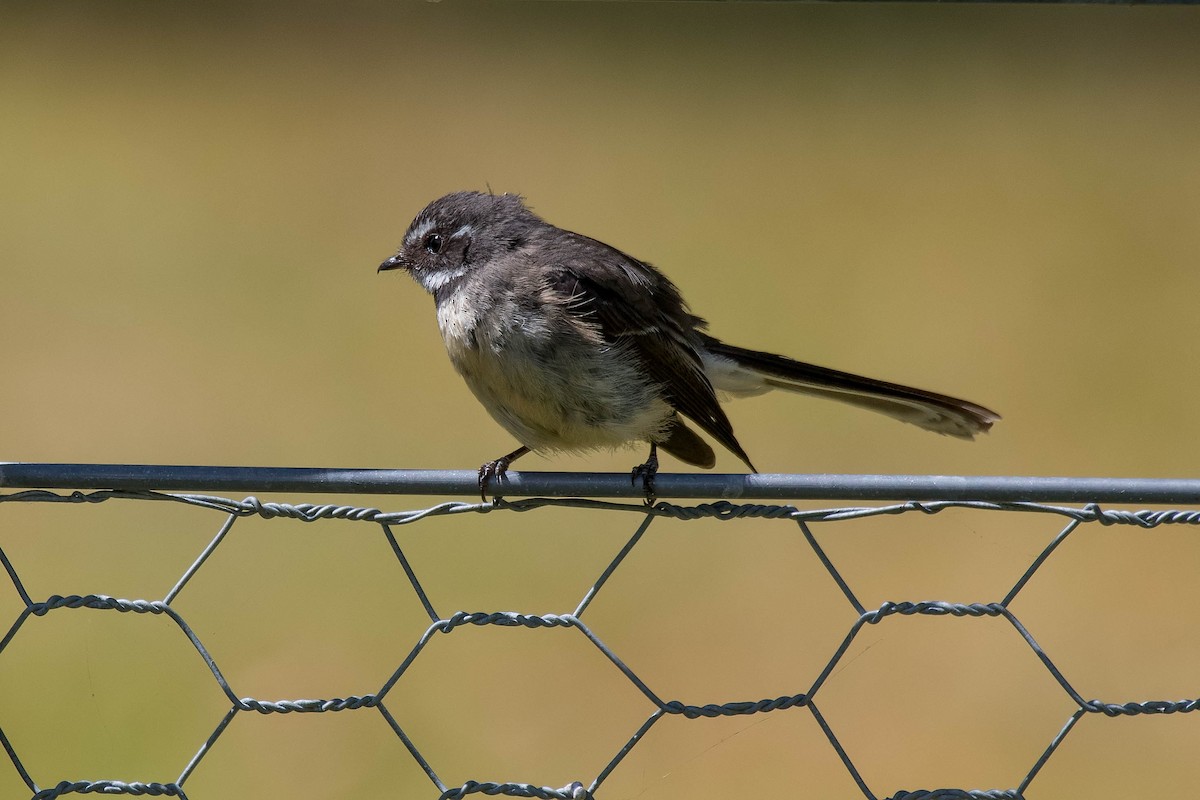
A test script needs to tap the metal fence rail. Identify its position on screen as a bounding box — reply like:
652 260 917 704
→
2 464 1198 800
3 463 1200 503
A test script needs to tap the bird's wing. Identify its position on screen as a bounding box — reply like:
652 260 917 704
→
546 233 755 471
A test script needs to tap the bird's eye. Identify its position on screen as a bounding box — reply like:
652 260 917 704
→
424 234 443 255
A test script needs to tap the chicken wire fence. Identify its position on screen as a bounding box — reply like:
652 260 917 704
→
2 464 1200 800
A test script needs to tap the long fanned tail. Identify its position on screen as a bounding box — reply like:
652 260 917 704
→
700 334 999 440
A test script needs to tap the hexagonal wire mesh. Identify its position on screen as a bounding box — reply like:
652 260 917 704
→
2 465 1199 800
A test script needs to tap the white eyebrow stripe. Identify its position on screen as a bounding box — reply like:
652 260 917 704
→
405 218 436 247
450 223 473 239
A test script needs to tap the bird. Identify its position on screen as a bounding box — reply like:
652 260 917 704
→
378 191 998 497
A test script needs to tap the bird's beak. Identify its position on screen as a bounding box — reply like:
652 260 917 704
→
378 255 405 273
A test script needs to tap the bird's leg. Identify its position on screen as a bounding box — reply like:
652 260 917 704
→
631 442 659 504
478 445 530 501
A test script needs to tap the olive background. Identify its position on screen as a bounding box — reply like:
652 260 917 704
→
2 3 1199 798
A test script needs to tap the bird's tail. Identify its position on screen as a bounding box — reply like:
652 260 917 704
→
699 334 999 440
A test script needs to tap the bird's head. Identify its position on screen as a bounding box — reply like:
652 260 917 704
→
378 191 536 295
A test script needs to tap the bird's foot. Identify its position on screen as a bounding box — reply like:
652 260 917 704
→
477 460 509 501
630 444 660 505
478 445 530 501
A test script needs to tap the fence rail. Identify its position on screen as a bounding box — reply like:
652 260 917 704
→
2 463 1199 503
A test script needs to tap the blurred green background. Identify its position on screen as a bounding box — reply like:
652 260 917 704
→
2 2 1200 798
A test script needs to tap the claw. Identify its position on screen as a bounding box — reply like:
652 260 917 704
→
630 443 660 505
477 445 530 501
477 460 506 501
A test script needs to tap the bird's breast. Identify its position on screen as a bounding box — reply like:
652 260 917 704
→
433 291 671 452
